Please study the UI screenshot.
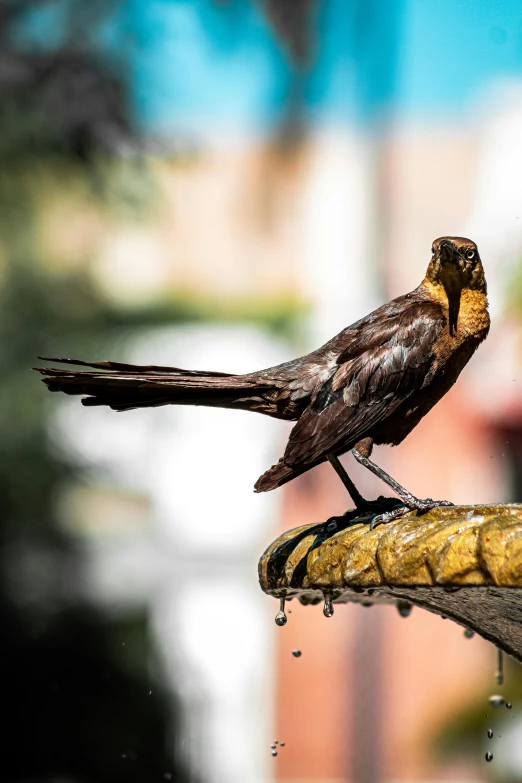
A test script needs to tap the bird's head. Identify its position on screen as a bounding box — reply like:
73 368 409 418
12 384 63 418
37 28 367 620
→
425 236 486 295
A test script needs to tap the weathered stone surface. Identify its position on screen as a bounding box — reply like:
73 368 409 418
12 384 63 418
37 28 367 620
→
259 504 522 661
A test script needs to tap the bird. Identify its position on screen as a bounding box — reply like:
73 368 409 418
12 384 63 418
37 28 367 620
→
37 236 489 515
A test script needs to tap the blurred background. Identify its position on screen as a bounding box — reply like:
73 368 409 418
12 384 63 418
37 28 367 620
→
2 1 522 782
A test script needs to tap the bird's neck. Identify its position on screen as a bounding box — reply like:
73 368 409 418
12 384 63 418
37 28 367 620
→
419 279 490 338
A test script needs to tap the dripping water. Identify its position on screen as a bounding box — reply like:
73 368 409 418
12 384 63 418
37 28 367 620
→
275 597 287 627
496 648 504 686
396 600 412 618
323 594 334 618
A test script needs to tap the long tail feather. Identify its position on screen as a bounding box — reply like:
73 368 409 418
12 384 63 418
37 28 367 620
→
35 357 270 413
37 356 234 377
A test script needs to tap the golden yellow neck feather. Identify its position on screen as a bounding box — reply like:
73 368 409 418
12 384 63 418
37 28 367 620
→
420 279 489 337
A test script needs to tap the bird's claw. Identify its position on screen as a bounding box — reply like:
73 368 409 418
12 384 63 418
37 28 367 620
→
344 496 409 530
406 497 455 512
342 496 455 532
362 497 456 530
369 504 410 529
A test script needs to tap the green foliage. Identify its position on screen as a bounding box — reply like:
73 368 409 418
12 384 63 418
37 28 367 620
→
0 4 196 782
0 6 304 780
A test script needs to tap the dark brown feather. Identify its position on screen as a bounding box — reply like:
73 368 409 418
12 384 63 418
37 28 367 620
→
281 298 445 469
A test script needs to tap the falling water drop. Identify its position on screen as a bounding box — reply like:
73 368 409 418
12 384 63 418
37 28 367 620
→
485 752 493 762
506 702 513 709
396 600 412 618
275 598 287 627
323 594 334 618
488 694 505 708
463 628 474 639
496 649 504 686
292 650 302 658
487 729 493 739
271 749 278 758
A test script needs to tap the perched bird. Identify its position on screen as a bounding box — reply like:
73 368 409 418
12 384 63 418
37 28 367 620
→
37 237 489 514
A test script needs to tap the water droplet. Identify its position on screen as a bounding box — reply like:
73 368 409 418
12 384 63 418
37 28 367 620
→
485 752 493 762
396 600 412 618
292 650 302 658
275 598 287 626
464 628 474 639
121 754 127 760
506 702 513 709
275 611 287 626
148 690 152 695
323 594 334 618
489 694 505 708
280 742 285 747
271 742 277 749
496 649 504 685
271 750 277 757
487 729 493 739
164 774 172 780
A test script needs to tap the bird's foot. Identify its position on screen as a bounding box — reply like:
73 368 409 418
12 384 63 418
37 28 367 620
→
345 496 408 529
351 496 455 530
368 504 410 529
354 495 404 514
342 496 455 532
403 497 455 512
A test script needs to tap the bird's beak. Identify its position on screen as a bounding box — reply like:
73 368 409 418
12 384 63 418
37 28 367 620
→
439 240 457 265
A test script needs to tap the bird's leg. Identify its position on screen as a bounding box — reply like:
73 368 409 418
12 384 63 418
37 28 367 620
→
352 449 453 511
327 454 367 509
327 453 407 528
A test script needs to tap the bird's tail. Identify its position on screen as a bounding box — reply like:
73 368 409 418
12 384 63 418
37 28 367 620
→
254 456 321 492
36 357 274 413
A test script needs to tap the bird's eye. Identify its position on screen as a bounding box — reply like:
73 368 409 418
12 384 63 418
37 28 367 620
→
466 250 475 260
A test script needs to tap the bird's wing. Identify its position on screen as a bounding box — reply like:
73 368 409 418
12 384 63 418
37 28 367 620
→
283 299 446 467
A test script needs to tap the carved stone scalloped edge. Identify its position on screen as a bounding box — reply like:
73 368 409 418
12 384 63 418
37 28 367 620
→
258 505 522 661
